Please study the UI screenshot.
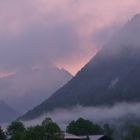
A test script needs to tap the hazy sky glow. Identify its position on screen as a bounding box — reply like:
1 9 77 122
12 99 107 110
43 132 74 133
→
0 0 140 75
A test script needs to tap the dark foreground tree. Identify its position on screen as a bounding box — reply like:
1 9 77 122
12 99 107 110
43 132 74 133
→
5 118 63 140
21 125 45 140
103 124 114 138
66 118 103 136
7 121 25 140
123 125 140 140
42 118 63 140
0 126 6 140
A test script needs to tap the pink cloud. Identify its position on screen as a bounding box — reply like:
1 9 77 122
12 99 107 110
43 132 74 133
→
0 71 16 79
0 0 140 74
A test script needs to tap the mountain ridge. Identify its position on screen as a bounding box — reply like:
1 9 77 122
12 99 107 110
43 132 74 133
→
19 14 140 121
0 100 20 123
1 65 72 113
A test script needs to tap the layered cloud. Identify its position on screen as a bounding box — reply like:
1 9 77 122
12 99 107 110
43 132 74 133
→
0 0 140 74
23 102 140 129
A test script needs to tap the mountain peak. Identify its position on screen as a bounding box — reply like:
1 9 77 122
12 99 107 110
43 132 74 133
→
19 14 140 121
131 13 140 22
125 13 140 31
59 68 73 77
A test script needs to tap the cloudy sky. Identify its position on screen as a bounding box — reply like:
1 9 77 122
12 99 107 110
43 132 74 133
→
0 0 140 76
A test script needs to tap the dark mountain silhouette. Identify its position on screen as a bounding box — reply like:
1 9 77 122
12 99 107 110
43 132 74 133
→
19 14 140 121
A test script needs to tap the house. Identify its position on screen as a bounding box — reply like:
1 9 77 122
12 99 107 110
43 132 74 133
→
89 135 113 140
63 133 112 140
63 132 85 140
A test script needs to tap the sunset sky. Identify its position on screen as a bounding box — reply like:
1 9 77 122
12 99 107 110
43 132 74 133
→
1 0 140 75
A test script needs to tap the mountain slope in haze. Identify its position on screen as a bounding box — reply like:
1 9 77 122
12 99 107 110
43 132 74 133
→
19 14 140 120
13 67 73 113
0 100 20 123
1 65 72 113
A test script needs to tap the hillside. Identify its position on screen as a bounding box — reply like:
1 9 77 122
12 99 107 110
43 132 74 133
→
0 100 20 123
19 14 140 120
0 65 72 113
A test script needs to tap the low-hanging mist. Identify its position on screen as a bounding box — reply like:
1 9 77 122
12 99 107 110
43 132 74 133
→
23 102 140 129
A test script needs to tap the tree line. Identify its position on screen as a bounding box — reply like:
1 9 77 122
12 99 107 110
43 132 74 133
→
1 117 140 140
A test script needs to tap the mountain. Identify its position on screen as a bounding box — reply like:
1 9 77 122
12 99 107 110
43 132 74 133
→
19 14 140 120
14 66 73 112
0 65 72 113
0 100 20 123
